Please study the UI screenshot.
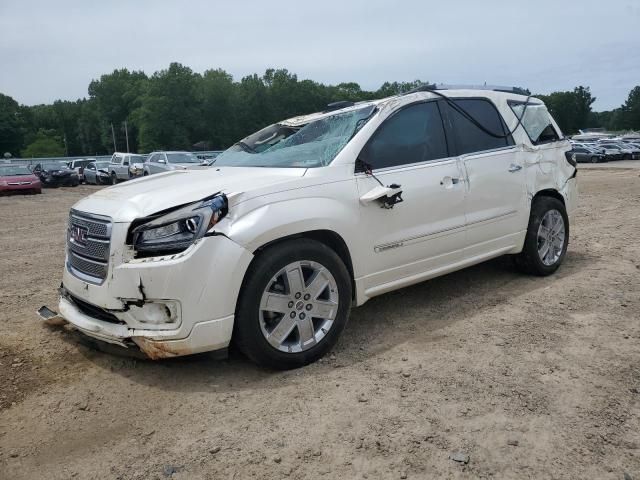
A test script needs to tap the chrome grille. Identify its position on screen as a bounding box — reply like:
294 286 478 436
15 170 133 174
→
67 209 112 284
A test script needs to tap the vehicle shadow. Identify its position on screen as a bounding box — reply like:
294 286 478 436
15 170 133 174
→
63 249 594 393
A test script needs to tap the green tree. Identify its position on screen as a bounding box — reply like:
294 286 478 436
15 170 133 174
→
21 129 65 157
536 86 595 134
137 63 202 151
200 69 236 149
619 86 640 130
0 93 24 156
375 80 425 97
88 68 148 152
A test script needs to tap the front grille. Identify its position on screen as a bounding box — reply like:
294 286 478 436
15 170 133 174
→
67 209 112 284
67 292 123 324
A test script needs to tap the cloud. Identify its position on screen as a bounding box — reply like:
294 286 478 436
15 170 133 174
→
0 0 638 110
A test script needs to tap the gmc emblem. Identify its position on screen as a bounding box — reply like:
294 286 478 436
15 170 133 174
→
70 225 89 246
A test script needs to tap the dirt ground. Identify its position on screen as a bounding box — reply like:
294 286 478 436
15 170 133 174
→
0 168 639 480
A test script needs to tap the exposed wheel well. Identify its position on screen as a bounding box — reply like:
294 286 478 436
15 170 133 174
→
533 189 565 207
253 230 356 300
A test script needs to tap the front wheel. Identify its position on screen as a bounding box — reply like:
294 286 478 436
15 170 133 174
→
591 156 599 163
234 239 352 370
515 197 569 276
111 172 117 185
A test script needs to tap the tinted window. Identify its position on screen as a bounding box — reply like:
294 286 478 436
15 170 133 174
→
447 99 513 155
166 153 200 164
360 102 448 170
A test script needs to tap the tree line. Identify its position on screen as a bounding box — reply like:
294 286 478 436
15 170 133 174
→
1 62 639 158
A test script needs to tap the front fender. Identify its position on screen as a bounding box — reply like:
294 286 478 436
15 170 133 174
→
220 195 358 257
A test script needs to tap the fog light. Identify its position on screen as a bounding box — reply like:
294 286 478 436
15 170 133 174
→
127 301 179 325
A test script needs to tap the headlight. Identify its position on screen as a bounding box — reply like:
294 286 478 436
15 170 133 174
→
130 194 228 255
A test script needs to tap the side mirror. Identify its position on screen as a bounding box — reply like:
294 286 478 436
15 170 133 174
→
360 184 404 209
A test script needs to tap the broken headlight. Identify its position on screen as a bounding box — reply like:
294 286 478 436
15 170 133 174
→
131 194 228 255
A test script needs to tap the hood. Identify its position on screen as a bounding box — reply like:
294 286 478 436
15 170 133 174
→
0 173 38 182
72 166 306 222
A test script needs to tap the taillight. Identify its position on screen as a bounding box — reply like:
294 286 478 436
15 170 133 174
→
564 151 577 167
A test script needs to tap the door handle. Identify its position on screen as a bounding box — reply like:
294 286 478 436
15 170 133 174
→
440 177 463 188
508 164 522 173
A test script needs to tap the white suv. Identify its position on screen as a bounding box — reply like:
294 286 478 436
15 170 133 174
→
51 87 577 369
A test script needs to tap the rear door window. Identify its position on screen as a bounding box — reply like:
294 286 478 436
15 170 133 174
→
446 99 514 155
359 101 449 170
509 101 561 145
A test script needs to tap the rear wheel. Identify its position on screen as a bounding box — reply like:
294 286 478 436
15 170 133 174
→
515 196 569 276
591 156 599 163
234 239 352 370
623 154 632 160
111 172 117 185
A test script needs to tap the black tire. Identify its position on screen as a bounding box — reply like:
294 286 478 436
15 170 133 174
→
591 156 599 163
515 196 569 276
143 171 149 176
623 154 631 160
111 172 117 185
234 238 352 370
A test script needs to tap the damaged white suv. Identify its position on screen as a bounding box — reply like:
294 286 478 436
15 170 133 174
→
47 86 577 369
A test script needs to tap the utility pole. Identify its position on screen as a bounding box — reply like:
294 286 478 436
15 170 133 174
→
111 123 117 152
124 120 130 153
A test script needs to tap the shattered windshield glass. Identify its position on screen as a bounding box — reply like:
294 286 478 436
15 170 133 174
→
214 106 376 168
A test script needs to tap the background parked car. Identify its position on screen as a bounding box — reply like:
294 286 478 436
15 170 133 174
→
32 162 79 187
578 143 623 161
83 160 112 185
597 141 639 160
108 153 146 184
143 151 208 175
568 146 607 163
66 159 93 183
0 164 41 195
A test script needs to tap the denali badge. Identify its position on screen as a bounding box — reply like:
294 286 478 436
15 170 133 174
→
70 225 89 246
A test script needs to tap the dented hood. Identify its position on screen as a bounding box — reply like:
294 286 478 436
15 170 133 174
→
72 167 306 222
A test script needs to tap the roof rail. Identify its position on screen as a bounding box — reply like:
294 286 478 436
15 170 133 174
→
404 84 530 96
324 100 355 112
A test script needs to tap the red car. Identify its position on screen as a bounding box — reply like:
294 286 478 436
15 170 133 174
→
0 164 42 195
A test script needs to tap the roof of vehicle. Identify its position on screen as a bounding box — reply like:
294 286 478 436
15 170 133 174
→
279 88 535 128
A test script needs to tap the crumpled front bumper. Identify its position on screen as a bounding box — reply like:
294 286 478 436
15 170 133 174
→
57 293 235 359
57 233 254 359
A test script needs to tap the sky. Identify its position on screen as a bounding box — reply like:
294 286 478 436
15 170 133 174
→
1 0 639 111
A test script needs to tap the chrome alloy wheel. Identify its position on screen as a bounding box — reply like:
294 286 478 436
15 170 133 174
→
537 209 565 266
259 260 339 353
